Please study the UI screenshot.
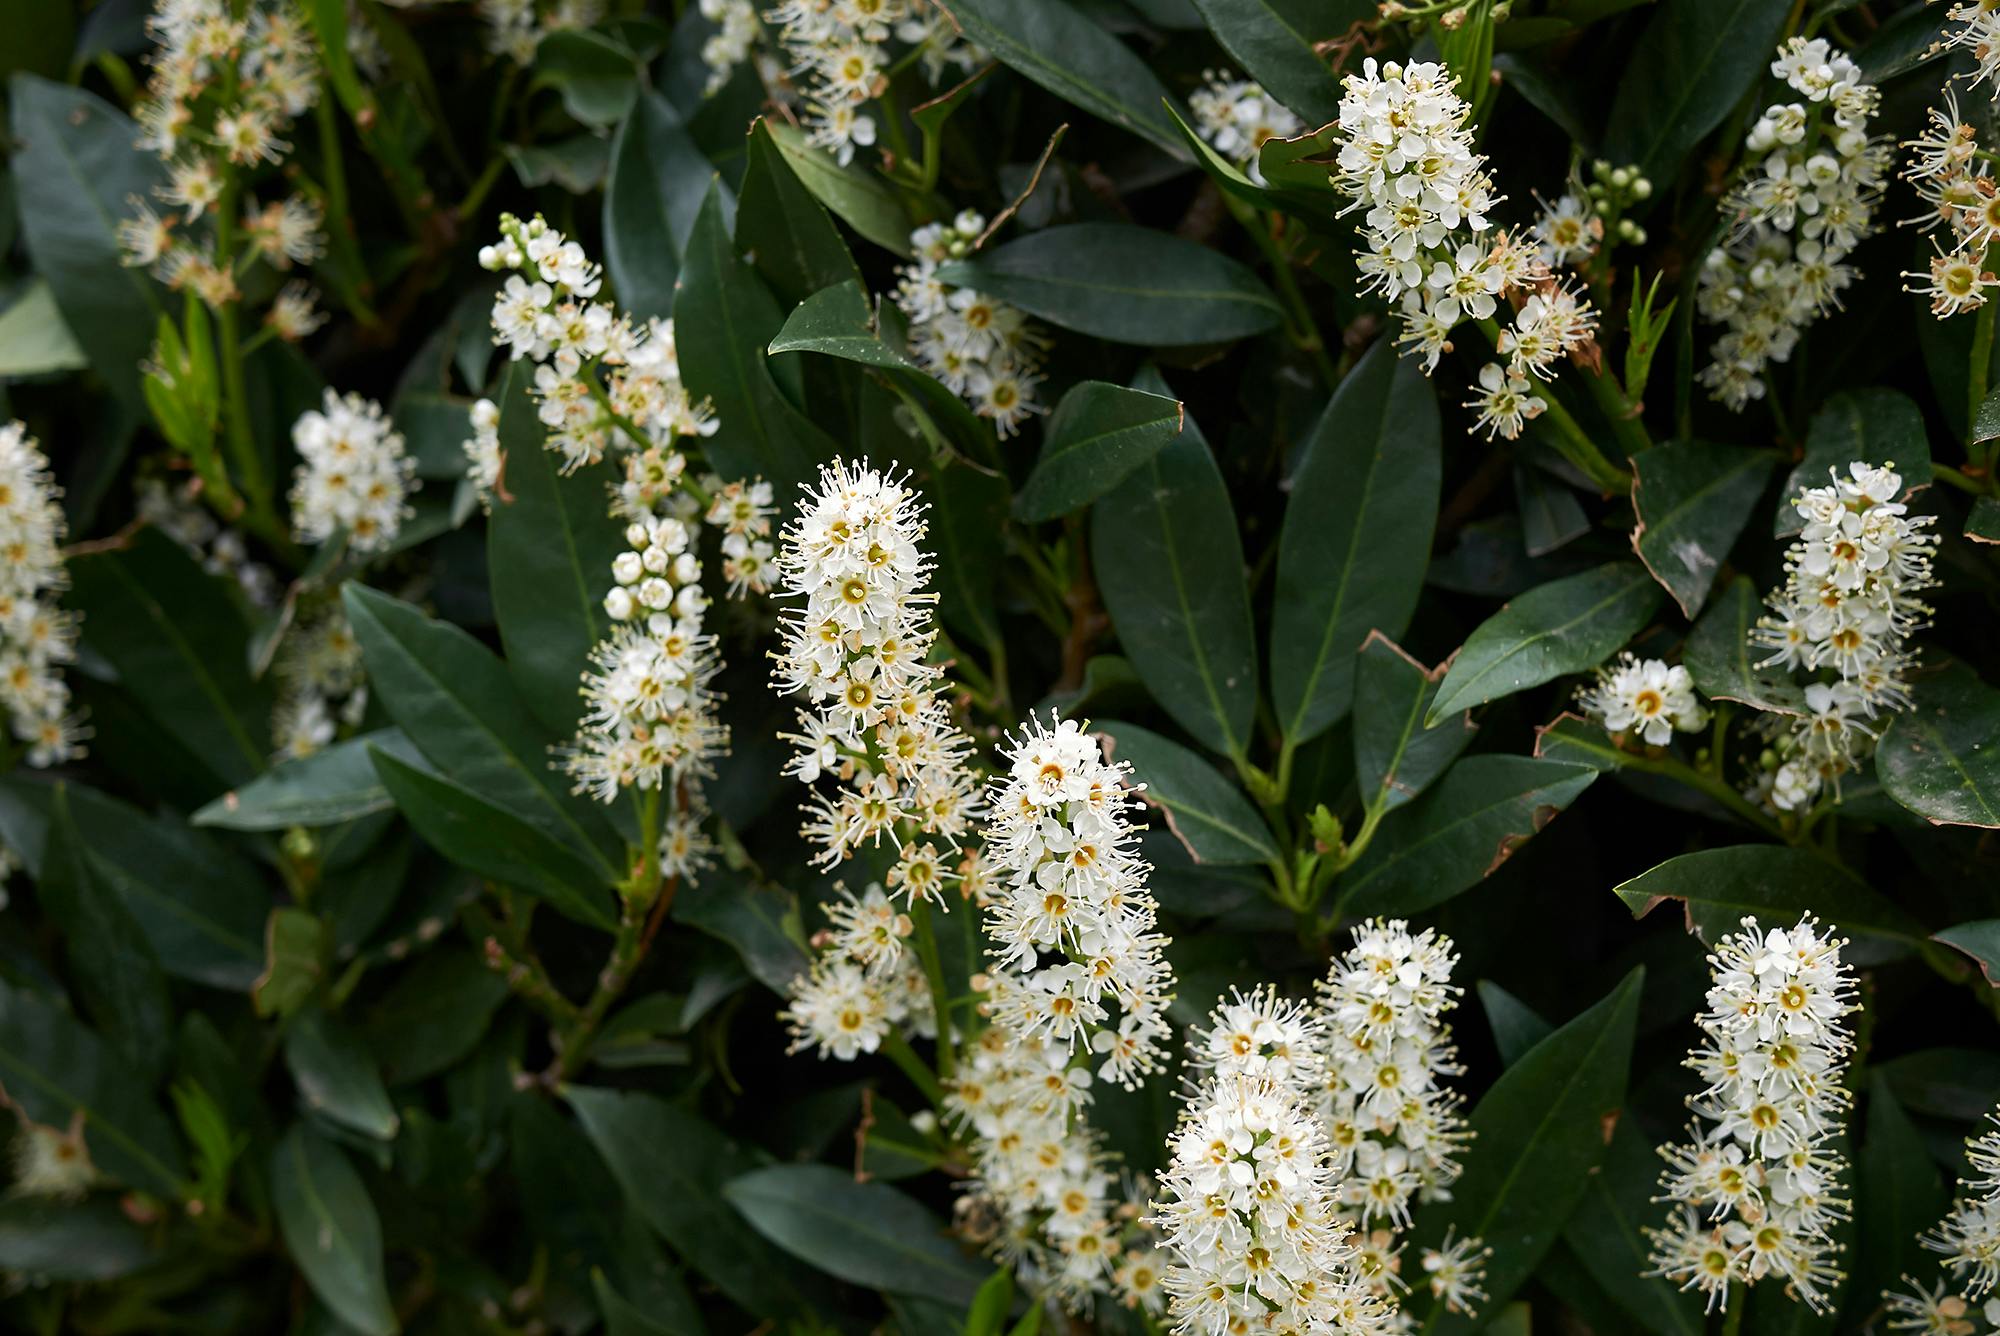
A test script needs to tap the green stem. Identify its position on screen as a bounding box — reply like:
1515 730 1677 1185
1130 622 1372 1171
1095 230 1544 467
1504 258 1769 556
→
1934 462 1990 495
881 1030 946 1107
908 896 956 1079
1580 363 1652 459
213 174 271 529
1227 195 1337 388
1478 319 1628 492
874 84 917 177
1971 269 1998 449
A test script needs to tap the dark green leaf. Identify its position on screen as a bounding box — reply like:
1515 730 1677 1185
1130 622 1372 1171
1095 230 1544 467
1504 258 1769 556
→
285 1009 399 1141
1936 920 2000 985
343 583 622 873
603 92 713 323
534 25 656 126
565 1085 837 1320
1559 1121 1705 1336
1187 0 1341 123
938 0 1191 157
255 906 327 1021
1877 661 2000 829
69 528 269 789
1352 633 1476 815
1428 562 1664 724
1014 381 1183 522
1092 376 1257 759
932 464 1012 648
673 872 810 994
1778 389 1932 538
938 223 1282 347
1478 980 1553 1067
725 1163 988 1302
1272 344 1441 745
1967 495 2000 544
1854 1076 1948 1313
0 1197 159 1282
738 120 865 306
1600 0 1791 194
193 729 424 832
1340 756 1597 917
1630 441 1778 618
762 120 911 257
675 184 838 491
1682 576 1806 716
596 1270 699 1336
1094 720 1280 865
1876 1048 2000 1121
369 746 616 929
1413 967 1644 1334
1612 845 1927 943
0 979 186 1196
271 1124 398 1336
1516 461 1590 558
363 947 509 1084
6 75 167 410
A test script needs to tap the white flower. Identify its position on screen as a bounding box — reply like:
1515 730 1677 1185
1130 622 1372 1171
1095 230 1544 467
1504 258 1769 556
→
1190 70 1303 182
1578 654 1709 745
893 211 1049 437
0 423 86 767
271 601 366 761
287 390 418 552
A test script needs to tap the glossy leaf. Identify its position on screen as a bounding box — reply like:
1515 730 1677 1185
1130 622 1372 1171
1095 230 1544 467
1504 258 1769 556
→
0 979 186 1197
1092 377 1257 759
603 92 712 323
1877 662 2000 829
1559 1120 1705 1336
1936 920 2000 985
939 0 1191 157
284 1009 399 1141
1630 441 1778 618
1613 845 1927 943
725 1163 989 1303
1094 720 1281 866
1413 967 1644 1334
362 947 510 1084
673 872 811 994
1682 576 1806 716
1187 0 1341 123
1340 756 1597 917
938 223 1282 347
739 120 865 305
1352 633 1477 815
763 120 911 257
1428 562 1664 724
271 1125 398 1336
1777 389 1932 538
1854 1076 1949 1312
1272 344 1441 745
193 729 425 832
1600 0 1791 193
932 464 1011 648
1014 381 1184 522
0 1198 158 1282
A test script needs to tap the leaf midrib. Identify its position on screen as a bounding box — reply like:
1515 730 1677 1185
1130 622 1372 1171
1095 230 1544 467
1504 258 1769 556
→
1437 567 1651 716
1138 453 1246 759
102 556 264 772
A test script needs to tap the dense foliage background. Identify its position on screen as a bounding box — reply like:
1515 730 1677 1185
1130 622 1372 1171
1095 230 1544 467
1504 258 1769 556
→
2 0 2000 1333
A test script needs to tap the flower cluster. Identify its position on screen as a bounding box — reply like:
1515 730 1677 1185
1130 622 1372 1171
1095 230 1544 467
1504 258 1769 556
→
1898 0 2000 318
1645 915 1856 1314
9 1114 100 1201
0 424 86 768
1530 159 1653 269
1330 58 1597 442
1747 462 1938 812
1190 70 1303 183
138 476 279 609
476 0 604 64
120 0 326 336
287 390 418 553
1698 37 1888 409
698 0 762 92
782 881 937 1060
1886 1109 2000 1333
763 0 972 164
271 601 367 761
1578 654 1709 747
770 459 983 867
1151 1072 1392 1335
893 212 1048 437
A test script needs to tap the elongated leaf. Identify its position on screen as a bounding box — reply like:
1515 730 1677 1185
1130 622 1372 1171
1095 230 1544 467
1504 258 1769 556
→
596 1271 699 1336
68 528 269 789
369 746 615 929
486 362 630 739
1095 720 1280 865
673 872 811 994
763 120 911 257
1936 920 2000 985
565 1085 837 1320
1340 756 1596 916
0 1198 158 1282
343 583 621 872
0 280 86 376
1272 344 1441 744
1188 0 1342 123
1777 389 1932 538
1877 662 2000 829
1630 441 1778 618
1560 1120 1705 1336
362 947 509 1084
1428 562 1663 723
1413 967 1644 1334
1682 576 1805 716
193 729 424 832
725 1164 988 1303
739 121 865 305
1092 377 1257 759
285 1010 399 1141
7 76 167 410
603 91 712 323
0 980 186 1197
675 183 837 492
932 464 1011 648
1854 1077 1948 1312
1613 845 1926 943
1352 633 1476 815
939 0 1191 157
1878 1048 2000 1121
1014 382 1184 522
271 1125 398 1336
938 223 1282 347
1600 0 1791 193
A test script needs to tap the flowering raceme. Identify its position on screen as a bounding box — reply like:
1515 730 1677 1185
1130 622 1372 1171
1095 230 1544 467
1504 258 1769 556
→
1698 37 1887 408
0 423 86 768
763 0 973 164
893 212 1049 436
287 390 418 553
1577 654 1709 747
1191 70 1303 182
1646 915 1857 1314
1901 0 2000 317
1886 1109 2000 1332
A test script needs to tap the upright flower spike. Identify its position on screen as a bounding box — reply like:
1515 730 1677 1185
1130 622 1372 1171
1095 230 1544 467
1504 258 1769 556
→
287 390 419 553
763 0 974 164
893 211 1049 436
1190 71 1303 183
1151 1072 1394 1335
270 601 367 761
1901 2 2000 318
0 423 86 767
1745 462 1939 812
1328 59 1597 440
1886 1108 2000 1332
1645 915 1857 1314
1698 37 1888 409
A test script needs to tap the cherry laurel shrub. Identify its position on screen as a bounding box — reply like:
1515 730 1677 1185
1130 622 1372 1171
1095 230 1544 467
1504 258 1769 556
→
2 0 2000 1332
